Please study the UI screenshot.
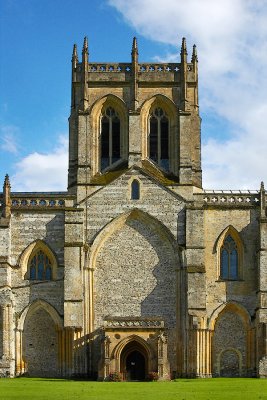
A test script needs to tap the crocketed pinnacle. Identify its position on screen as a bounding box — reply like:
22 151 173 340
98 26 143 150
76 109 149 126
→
83 36 88 53
4 174 10 188
181 37 188 56
191 44 198 63
132 37 138 54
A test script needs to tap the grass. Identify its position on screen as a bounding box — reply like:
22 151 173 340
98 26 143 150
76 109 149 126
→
0 378 267 400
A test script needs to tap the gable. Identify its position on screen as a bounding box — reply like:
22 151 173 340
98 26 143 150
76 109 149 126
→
80 168 185 244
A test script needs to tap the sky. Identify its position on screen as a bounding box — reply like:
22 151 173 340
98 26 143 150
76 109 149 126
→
1 0 267 192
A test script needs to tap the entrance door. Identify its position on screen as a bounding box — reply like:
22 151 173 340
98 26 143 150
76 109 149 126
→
126 350 146 381
120 340 148 381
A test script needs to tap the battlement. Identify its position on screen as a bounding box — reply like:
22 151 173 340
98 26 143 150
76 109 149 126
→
72 62 196 84
197 190 260 207
0 191 71 213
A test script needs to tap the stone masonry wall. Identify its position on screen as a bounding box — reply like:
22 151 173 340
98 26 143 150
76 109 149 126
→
23 308 58 377
86 169 184 372
84 169 185 243
213 311 246 376
10 211 65 316
204 208 259 317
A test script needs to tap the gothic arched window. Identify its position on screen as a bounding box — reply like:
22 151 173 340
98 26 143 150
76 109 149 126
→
220 235 238 280
131 179 140 200
29 250 52 280
149 107 169 170
101 107 121 171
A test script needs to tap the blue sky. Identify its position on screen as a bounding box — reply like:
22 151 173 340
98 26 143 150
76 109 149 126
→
1 0 267 191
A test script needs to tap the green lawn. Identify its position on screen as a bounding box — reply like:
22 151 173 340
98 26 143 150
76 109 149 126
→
0 378 266 400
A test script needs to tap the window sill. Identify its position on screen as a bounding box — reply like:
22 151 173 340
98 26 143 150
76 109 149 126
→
216 278 244 282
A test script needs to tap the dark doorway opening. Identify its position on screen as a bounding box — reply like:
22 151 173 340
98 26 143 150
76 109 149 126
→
120 340 148 381
126 350 146 381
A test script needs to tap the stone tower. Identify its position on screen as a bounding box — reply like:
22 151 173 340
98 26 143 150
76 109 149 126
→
68 37 202 202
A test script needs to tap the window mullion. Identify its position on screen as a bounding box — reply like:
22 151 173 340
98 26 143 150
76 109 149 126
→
158 117 161 164
228 250 231 279
109 117 112 166
168 118 170 169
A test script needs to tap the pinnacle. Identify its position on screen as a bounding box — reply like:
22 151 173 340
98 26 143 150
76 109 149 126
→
191 44 198 62
83 36 88 52
4 174 10 187
131 37 138 56
181 37 187 54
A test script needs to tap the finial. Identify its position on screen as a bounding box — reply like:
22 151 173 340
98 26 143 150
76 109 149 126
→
83 36 88 52
260 181 266 218
72 44 78 67
81 37 89 110
82 37 89 63
181 37 187 55
131 37 139 111
4 174 10 188
72 44 78 59
191 44 198 63
132 37 138 54
2 174 11 219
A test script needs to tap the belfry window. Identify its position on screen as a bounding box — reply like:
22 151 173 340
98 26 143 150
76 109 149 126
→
220 235 238 280
149 107 169 170
101 107 121 171
29 250 52 280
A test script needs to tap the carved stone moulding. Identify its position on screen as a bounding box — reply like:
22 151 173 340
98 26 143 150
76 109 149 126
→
103 316 165 330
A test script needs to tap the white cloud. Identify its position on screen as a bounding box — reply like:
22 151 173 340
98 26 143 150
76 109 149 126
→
108 0 267 189
11 135 68 192
0 125 19 154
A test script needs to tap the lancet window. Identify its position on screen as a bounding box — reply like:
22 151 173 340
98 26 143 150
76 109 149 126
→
29 250 52 280
220 235 238 280
131 179 140 200
101 107 121 171
149 107 169 170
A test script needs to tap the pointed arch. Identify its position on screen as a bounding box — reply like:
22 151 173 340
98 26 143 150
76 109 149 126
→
209 302 251 377
112 334 153 380
19 240 58 280
208 301 251 331
140 95 178 173
90 94 128 175
140 94 177 120
112 334 153 360
88 208 180 271
215 225 243 280
17 299 63 331
17 300 62 377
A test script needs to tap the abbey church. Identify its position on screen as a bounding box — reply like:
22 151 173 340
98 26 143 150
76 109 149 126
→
0 37 266 379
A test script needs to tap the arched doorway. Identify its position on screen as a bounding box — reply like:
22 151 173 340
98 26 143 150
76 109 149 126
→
211 305 248 377
219 349 241 377
120 340 148 381
22 307 59 377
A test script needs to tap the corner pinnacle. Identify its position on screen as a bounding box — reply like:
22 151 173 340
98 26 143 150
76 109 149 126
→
181 37 187 55
191 44 198 62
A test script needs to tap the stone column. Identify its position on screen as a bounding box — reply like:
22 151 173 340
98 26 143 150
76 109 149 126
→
257 185 267 377
259 323 267 378
2 304 11 359
103 335 111 379
83 248 94 377
15 329 25 376
63 327 75 377
157 332 170 380
195 328 212 377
